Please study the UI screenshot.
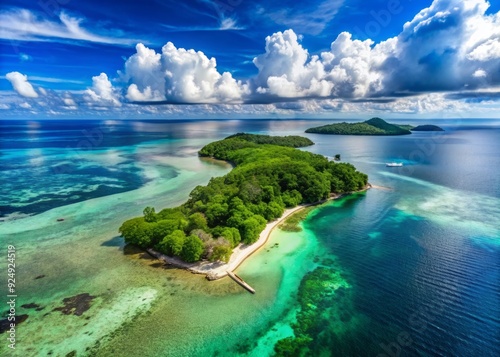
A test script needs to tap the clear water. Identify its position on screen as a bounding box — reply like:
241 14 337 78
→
0 119 499 356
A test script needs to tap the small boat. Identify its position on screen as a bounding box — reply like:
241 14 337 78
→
386 162 403 167
57 218 65 222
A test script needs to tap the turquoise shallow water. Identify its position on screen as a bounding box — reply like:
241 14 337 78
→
0 119 499 356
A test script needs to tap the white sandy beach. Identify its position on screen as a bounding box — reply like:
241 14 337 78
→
148 186 371 280
148 204 308 280
147 189 358 280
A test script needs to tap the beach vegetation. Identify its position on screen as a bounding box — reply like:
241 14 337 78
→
279 206 316 232
209 239 232 263
180 235 204 262
143 206 157 222
159 230 186 256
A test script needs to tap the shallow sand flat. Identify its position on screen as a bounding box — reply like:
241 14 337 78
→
0 147 233 356
94 225 322 357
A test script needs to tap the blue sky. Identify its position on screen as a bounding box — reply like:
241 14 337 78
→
1 0 500 119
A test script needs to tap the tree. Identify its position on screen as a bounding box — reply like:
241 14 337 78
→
329 177 344 193
159 230 186 256
282 190 302 207
265 200 284 221
119 217 154 247
262 185 276 202
280 172 299 191
301 176 330 202
187 212 208 232
150 220 176 246
190 229 212 242
180 235 204 262
240 215 267 244
205 202 229 227
239 180 263 203
156 207 186 221
226 208 254 230
209 239 232 263
143 207 157 223
216 227 241 248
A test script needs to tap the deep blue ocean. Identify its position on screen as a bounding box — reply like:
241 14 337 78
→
0 119 499 356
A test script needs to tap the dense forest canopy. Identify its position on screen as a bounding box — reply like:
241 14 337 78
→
119 134 368 263
411 125 444 131
225 133 314 147
305 118 412 136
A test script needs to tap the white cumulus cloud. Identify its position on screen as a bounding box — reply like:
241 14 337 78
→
253 30 332 98
473 69 487 78
5 0 500 117
467 39 500 62
63 97 77 107
5 71 39 98
85 73 121 106
121 42 249 103
323 32 391 98
381 0 500 93
253 0 500 100
121 43 164 102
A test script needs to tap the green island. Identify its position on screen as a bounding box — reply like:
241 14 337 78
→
119 133 368 264
305 117 443 135
411 124 445 131
305 117 411 135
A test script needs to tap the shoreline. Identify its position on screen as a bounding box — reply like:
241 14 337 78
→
148 184 371 281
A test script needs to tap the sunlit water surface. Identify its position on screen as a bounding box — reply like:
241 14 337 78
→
0 119 498 356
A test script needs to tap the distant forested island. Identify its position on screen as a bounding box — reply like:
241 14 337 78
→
305 118 443 135
119 133 367 264
411 125 445 131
